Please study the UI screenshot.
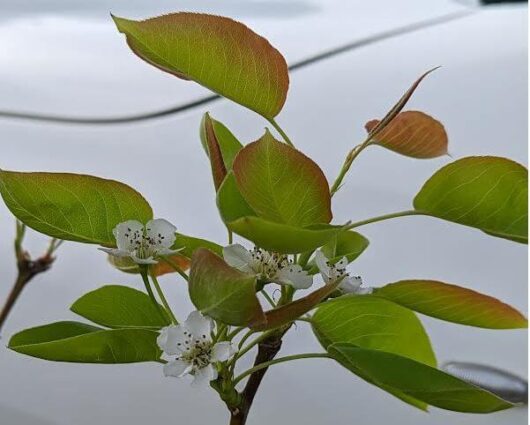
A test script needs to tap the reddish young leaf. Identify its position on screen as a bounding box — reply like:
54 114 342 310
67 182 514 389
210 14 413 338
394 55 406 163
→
251 280 342 331
189 248 265 326
365 111 448 158
108 254 190 277
233 131 332 226
367 68 438 140
200 114 228 190
113 13 289 119
151 255 191 277
375 280 527 329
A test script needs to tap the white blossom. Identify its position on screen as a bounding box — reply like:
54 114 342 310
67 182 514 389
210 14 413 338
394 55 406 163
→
223 244 313 289
157 311 237 386
99 218 179 265
315 250 372 294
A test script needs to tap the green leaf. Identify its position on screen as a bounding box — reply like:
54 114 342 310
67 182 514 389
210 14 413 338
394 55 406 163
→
71 285 170 329
200 113 243 190
375 280 528 329
365 111 448 159
312 295 436 367
233 131 332 226
329 344 513 413
113 13 289 119
228 216 342 254
9 321 160 363
252 280 343 331
9 321 101 346
189 248 265 326
217 172 256 223
0 170 152 245
172 232 223 258
308 230 369 273
414 156 528 243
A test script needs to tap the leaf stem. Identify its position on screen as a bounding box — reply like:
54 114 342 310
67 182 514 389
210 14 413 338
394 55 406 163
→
346 209 422 229
226 326 246 340
268 118 295 148
232 353 330 386
46 238 63 257
232 330 278 366
149 271 178 324
260 290 276 308
140 268 169 323
330 137 373 196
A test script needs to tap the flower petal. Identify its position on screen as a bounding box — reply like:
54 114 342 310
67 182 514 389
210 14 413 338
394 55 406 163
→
163 359 192 378
335 256 349 269
314 250 331 279
192 364 218 387
98 247 131 258
339 276 364 293
276 265 313 289
157 325 191 355
222 244 255 273
211 342 237 362
355 286 374 295
113 220 144 252
185 311 212 340
146 218 177 249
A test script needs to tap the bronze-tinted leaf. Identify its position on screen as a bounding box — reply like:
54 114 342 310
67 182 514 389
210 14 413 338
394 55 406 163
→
375 280 527 329
108 254 190 277
113 13 289 119
367 68 438 139
252 280 342 331
200 113 243 191
233 131 332 226
366 111 448 158
189 248 265 326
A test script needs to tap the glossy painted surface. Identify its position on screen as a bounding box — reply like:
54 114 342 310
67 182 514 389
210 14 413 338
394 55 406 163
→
0 0 467 115
0 1 527 424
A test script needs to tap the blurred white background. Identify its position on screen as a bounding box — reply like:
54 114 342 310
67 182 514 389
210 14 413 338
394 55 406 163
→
0 1 527 424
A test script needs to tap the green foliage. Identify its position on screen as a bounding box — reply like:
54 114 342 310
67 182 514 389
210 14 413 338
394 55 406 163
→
229 216 342 254
71 285 170 329
320 230 368 263
172 232 223 258
365 111 448 159
9 321 160 363
307 230 368 273
375 280 528 329
328 344 513 413
217 172 256 223
189 248 265 326
113 13 289 119
200 113 243 190
0 170 152 245
312 295 436 367
414 156 528 243
233 131 332 226
0 11 525 422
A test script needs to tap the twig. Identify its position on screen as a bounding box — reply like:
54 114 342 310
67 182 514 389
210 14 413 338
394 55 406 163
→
0 222 58 334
